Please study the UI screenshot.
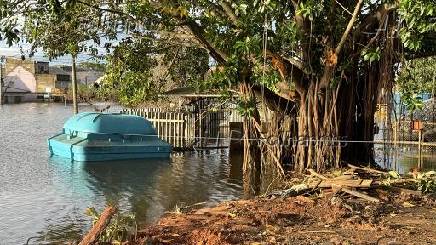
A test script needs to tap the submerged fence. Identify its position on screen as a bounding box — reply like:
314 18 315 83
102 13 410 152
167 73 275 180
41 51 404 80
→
121 107 244 149
121 105 436 172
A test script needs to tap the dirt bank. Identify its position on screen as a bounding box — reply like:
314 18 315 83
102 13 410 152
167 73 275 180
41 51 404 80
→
136 188 436 244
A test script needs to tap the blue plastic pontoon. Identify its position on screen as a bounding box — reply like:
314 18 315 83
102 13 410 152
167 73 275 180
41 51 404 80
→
48 112 171 161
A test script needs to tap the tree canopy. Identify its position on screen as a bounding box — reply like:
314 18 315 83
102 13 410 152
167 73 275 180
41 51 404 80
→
397 56 436 111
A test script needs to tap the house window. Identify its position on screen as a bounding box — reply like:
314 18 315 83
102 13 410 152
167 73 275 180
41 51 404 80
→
36 63 49 74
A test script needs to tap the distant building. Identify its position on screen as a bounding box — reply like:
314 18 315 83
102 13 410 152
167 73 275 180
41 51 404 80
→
77 70 104 85
1 57 104 103
1 57 74 103
57 65 104 85
49 66 71 90
2 58 46 102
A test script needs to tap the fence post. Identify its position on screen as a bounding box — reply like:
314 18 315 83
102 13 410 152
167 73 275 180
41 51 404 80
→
418 129 422 169
199 111 203 148
393 121 398 170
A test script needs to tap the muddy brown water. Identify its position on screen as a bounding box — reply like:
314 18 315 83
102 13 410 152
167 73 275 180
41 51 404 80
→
0 103 242 244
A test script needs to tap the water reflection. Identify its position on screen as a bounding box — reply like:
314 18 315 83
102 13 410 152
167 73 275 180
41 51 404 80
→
375 144 436 174
0 103 243 244
35 210 86 244
34 150 242 243
394 154 436 173
6 103 434 244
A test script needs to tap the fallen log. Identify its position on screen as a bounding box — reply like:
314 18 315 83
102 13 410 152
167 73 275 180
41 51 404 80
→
79 206 118 245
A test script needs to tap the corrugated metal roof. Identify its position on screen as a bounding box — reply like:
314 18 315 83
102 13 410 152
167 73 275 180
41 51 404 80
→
49 66 71 75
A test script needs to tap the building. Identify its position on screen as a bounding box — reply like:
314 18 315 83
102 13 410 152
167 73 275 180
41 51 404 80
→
1 57 71 103
77 69 104 85
2 58 43 102
49 66 71 91
1 57 105 104
57 65 104 85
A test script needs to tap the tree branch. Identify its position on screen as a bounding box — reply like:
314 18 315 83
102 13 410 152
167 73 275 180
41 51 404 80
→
282 56 311 75
252 85 297 116
76 0 139 23
354 3 398 42
184 19 228 64
349 3 398 60
267 51 307 95
335 0 364 55
218 2 239 26
319 0 364 89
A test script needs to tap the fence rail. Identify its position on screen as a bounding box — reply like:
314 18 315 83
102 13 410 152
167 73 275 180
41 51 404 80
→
121 107 243 149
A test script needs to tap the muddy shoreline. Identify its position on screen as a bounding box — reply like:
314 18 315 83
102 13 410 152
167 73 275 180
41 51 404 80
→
76 167 436 244
131 167 436 245
135 188 436 244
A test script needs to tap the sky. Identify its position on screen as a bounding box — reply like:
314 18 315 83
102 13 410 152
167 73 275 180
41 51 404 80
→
0 40 107 66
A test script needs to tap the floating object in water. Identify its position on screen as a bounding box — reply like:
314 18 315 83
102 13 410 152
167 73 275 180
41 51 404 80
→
48 112 171 161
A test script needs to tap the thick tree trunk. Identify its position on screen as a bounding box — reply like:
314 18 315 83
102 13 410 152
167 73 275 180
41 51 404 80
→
340 66 379 166
237 1 396 185
294 81 341 171
290 63 382 172
239 82 262 197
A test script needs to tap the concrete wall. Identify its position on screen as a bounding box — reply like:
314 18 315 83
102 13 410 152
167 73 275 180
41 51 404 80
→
36 74 56 93
4 66 37 93
3 93 38 104
5 58 36 75
5 58 57 94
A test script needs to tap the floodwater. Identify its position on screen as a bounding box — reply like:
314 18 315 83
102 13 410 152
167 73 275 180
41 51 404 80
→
1 103 434 244
0 103 242 244
374 118 436 174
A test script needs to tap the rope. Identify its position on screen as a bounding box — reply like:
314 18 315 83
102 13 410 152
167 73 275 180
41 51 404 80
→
60 133 436 146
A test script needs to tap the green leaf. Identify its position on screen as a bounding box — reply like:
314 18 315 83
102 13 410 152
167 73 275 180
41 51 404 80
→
424 171 436 177
389 171 400 179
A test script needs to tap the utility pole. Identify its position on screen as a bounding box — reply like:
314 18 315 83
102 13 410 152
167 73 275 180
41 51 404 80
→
0 56 4 105
72 54 78 114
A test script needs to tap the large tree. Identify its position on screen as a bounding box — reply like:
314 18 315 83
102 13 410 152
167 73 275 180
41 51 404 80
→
2 0 436 194
100 0 435 176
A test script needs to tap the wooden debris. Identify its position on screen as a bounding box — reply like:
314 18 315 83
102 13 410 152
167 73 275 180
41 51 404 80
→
270 165 427 203
347 164 386 175
341 188 380 203
79 206 118 245
333 174 355 180
308 169 328 180
391 186 422 197
268 180 321 197
316 179 373 188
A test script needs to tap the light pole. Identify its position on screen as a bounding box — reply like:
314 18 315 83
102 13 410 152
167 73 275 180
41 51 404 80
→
72 54 78 114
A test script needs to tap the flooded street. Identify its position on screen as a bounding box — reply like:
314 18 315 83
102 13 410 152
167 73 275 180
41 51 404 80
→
0 103 434 244
0 103 242 244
